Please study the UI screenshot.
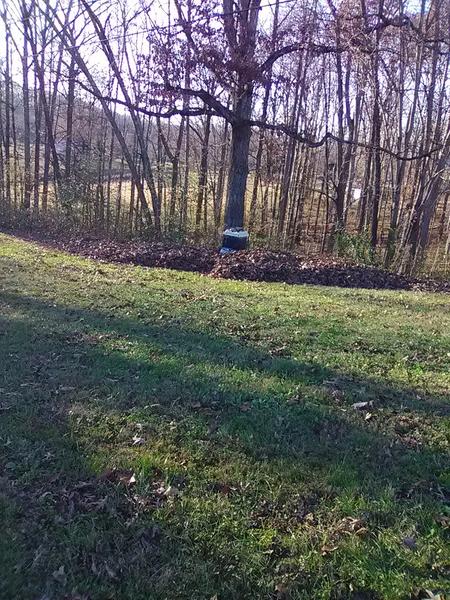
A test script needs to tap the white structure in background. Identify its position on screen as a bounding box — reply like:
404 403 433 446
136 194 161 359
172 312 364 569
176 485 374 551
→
353 188 362 203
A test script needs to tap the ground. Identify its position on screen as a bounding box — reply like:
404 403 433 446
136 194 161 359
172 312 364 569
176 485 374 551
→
0 233 449 600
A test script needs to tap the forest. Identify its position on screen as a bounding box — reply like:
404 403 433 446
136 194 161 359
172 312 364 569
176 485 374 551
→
0 0 449 275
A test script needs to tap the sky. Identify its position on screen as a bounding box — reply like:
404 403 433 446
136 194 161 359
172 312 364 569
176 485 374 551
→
0 0 433 99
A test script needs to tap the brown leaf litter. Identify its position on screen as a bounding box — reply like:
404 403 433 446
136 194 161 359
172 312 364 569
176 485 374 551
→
10 231 450 292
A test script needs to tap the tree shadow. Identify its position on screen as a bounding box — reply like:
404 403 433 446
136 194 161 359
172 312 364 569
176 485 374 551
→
1 289 449 600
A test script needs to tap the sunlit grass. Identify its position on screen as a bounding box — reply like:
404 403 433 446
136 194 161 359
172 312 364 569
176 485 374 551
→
0 233 449 599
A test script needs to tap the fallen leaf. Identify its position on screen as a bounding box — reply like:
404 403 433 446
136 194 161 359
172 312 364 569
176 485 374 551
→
208 481 235 495
352 401 373 410
321 543 338 555
105 563 118 580
435 514 450 528
52 565 67 585
163 485 181 497
275 582 289 599
207 420 219 435
131 435 144 446
402 536 417 550
413 590 446 600
91 556 100 575
338 516 369 537
99 468 136 486
286 397 298 405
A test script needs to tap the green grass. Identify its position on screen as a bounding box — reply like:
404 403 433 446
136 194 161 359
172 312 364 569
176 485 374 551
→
0 233 449 600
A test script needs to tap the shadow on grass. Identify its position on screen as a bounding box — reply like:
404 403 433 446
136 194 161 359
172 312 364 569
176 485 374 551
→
0 289 449 600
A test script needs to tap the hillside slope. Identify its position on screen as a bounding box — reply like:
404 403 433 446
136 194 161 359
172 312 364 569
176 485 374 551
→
0 234 449 600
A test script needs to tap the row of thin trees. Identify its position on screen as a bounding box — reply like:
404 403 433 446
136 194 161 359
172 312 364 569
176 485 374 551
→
1 0 450 273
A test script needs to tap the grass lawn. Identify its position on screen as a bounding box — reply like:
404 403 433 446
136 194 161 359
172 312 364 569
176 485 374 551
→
0 233 449 600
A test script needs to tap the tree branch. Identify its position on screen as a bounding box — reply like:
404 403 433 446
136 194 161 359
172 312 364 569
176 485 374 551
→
247 120 443 161
165 85 236 122
75 79 216 119
260 43 341 73
77 81 441 163
259 13 418 73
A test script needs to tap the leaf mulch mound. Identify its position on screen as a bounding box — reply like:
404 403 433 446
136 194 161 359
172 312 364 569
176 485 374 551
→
210 250 413 289
7 231 450 292
210 250 450 291
56 237 218 273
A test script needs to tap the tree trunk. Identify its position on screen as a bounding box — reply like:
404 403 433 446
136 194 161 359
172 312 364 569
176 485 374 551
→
195 114 211 229
225 119 251 228
22 2 32 210
224 86 253 228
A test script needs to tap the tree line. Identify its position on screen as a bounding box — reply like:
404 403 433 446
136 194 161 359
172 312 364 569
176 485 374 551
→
0 0 449 274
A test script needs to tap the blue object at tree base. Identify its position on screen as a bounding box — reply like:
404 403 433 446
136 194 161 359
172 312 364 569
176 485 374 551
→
220 228 249 253
219 246 237 255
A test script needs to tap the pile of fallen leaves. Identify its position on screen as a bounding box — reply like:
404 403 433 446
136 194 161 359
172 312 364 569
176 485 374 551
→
211 250 307 284
210 250 419 290
8 230 450 292
57 238 217 273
